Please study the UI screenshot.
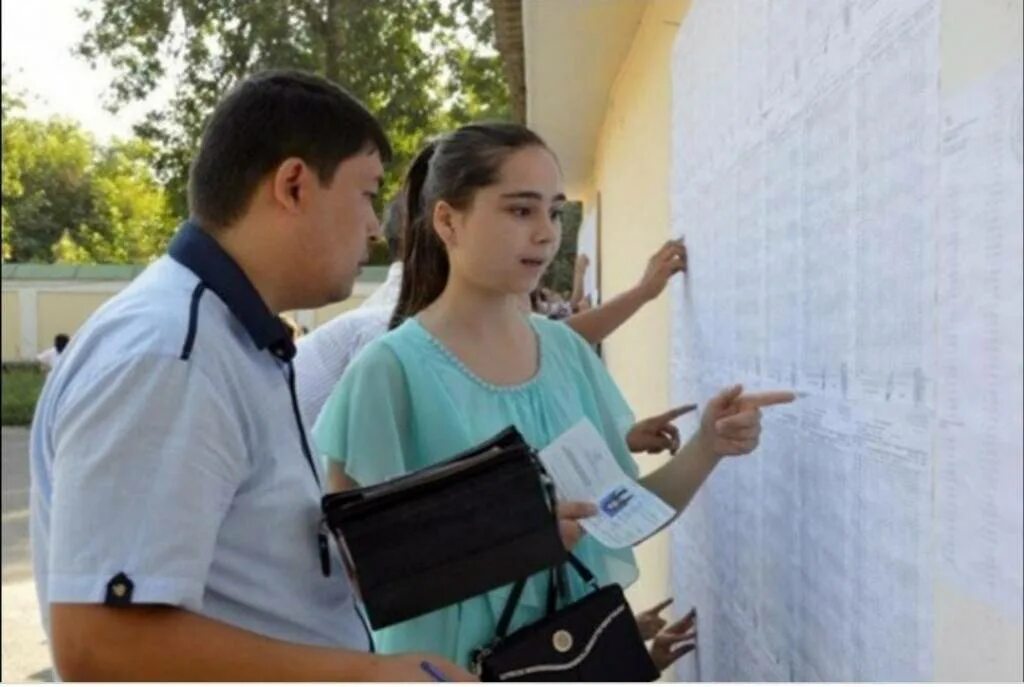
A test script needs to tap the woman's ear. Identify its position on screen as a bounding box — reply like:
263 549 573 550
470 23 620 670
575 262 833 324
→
433 200 459 247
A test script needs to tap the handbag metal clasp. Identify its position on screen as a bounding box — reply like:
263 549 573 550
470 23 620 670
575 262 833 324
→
552 629 574 653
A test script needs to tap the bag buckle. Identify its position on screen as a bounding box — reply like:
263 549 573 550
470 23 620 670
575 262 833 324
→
470 643 495 676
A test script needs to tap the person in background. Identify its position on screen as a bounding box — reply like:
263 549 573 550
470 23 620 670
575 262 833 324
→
563 238 686 343
36 333 70 371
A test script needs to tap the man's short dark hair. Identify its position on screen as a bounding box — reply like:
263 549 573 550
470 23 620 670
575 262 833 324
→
54 334 70 353
188 69 392 229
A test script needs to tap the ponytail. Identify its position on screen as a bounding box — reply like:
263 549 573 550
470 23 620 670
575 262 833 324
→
390 142 448 329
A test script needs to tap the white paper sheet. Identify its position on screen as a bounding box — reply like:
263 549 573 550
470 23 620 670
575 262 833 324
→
661 0 1000 681
538 419 675 549
934 59 1024 622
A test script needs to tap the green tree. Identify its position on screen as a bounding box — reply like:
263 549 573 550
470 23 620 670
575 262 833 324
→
2 67 25 259
76 0 512 216
2 116 97 262
2 112 174 264
52 138 176 263
542 201 583 295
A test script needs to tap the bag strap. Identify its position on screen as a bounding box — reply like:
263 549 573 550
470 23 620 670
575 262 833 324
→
495 578 529 640
546 552 600 606
545 564 568 615
498 551 602 640
494 456 600 639
565 552 599 590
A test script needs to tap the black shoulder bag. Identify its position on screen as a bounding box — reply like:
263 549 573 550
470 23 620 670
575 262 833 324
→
472 554 659 682
321 426 568 629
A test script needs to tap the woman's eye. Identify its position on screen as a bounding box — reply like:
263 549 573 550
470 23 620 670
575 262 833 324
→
509 207 532 218
550 209 564 222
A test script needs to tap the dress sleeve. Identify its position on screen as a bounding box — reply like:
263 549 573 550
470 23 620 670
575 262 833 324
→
312 341 413 487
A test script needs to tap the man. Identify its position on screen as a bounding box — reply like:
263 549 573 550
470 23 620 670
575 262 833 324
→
29 70 473 681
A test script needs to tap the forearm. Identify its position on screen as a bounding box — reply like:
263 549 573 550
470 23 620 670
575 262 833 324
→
51 603 381 681
565 286 649 345
639 433 720 518
569 268 586 308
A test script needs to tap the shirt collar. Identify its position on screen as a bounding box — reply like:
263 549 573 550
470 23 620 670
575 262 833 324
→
168 220 295 359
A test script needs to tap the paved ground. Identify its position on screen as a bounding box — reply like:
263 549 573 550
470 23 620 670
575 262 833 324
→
2 426 53 682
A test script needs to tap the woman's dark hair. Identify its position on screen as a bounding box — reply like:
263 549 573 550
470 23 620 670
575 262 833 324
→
188 69 391 230
380 194 406 262
389 123 550 329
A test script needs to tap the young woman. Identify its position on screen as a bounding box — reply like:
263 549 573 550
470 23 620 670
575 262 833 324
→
313 123 793 668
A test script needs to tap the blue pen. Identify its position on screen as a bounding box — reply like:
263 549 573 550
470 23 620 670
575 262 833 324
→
420 660 449 682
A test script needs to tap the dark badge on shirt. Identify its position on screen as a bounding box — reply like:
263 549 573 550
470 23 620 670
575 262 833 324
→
104 572 134 606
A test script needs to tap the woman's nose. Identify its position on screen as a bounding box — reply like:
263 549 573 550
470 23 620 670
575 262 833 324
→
535 215 558 243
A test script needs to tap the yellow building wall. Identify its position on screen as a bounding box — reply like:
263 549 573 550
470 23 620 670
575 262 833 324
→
3 286 374 361
36 291 116 351
584 0 693 625
2 292 21 360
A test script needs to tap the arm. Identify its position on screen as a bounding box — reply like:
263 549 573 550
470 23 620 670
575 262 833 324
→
51 604 467 681
565 285 649 345
639 429 720 515
569 254 589 310
640 386 796 517
564 239 686 346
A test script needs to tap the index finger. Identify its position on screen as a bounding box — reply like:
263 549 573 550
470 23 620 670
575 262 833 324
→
644 597 674 615
740 391 797 409
664 612 697 634
652 404 698 424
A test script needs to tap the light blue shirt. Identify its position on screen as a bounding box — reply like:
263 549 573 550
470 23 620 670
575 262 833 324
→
30 221 369 651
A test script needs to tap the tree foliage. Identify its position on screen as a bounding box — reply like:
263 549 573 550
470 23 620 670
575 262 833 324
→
1 3 513 264
2 106 174 264
76 0 512 215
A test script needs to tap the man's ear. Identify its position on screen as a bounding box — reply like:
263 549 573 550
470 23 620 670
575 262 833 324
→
271 157 309 213
433 200 459 247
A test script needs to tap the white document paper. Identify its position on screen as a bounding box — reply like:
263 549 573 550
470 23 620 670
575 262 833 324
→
667 0 957 680
934 58 1024 622
538 419 675 549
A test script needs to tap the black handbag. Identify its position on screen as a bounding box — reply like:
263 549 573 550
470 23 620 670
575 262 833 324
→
472 554 660 682
321 426 567 629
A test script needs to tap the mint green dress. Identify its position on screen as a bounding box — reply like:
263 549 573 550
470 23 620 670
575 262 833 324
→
312 314 640 668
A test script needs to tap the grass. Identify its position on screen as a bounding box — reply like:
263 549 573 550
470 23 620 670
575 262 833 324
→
1 364 46 426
